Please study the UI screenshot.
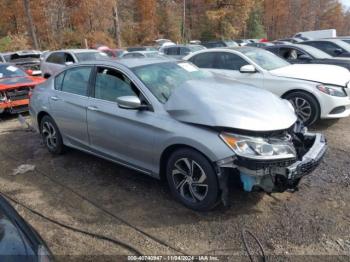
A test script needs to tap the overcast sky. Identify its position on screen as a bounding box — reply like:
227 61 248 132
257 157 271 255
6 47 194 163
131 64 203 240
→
341 0 350 9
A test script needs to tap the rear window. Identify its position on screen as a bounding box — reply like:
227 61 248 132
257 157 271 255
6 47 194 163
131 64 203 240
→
0 65 27 78
75 52 107 62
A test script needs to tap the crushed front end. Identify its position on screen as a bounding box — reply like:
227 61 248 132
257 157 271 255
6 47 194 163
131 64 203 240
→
217 122 327 193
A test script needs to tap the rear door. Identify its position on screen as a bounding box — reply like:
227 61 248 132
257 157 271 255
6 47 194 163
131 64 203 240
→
86 66 156 172
43 52 65 77
49 66 93 149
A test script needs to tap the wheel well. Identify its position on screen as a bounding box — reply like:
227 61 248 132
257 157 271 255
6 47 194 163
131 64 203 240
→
159 144 214 182
281 89 321 114
37 111 50 131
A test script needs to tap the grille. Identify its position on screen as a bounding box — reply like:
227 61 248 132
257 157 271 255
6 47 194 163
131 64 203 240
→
6 86 31 101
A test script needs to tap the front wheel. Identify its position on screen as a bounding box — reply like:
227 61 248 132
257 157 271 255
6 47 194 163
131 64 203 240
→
284 91 320 126
166 148 219 211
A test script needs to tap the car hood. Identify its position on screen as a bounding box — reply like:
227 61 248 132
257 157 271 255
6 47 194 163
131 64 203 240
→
270 64 350 86
164 78 297 132
0 76 45 90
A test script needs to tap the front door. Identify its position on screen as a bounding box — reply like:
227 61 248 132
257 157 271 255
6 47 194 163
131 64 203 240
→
86 66 156 172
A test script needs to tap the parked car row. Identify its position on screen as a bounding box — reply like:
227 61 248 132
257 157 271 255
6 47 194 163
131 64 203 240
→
2 41 350 211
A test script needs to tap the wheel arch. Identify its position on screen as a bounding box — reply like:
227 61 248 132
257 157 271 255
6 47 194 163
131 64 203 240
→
37 111 53 132
281 89 321 115
158 144 216 182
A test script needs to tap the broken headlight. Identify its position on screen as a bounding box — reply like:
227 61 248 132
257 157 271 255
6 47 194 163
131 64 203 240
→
220 132 296 160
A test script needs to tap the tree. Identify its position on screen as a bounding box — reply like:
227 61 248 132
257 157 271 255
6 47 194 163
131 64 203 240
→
246 1 266 38
23 0 39 49
113 1 122 47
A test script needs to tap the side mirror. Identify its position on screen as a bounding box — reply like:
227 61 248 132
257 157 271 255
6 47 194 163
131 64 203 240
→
298 54 312 61
25 69 33 76
65 61 74 66
117 96 148 110
334 49 343 55
240 64 257 73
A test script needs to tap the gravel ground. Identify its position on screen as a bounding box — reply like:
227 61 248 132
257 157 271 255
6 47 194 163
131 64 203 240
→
0 113 349 261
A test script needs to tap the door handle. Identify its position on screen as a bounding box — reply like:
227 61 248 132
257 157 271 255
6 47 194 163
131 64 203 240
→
87 106 99 111
50 96 59 101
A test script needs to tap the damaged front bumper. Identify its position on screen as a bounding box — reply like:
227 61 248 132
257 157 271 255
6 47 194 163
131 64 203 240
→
217 132 327 193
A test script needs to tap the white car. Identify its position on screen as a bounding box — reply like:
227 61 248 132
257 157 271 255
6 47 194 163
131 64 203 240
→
184 47 350 125
40 49 107 78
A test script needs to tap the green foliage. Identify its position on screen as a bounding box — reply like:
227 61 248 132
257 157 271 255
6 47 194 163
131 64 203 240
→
246 6 266 39
0 36 11 52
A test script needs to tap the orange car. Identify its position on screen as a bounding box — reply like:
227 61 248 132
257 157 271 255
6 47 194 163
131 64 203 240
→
0 64 45 114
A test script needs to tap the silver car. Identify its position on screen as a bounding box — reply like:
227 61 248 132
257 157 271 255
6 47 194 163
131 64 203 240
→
29 59 327 211
40 49 107 78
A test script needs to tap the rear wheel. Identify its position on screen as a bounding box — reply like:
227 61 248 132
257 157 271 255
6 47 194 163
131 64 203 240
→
166 148 219 211
284 91 319 126
40 115 65 155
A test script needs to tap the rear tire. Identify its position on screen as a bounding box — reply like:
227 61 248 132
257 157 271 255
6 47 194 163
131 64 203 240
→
166 148 219 211
40 115 65 155
284 91 319 126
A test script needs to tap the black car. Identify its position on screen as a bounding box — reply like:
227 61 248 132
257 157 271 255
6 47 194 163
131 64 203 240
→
202 40 239 48
265 44 350 71
0 194 52 261
301 39 350 57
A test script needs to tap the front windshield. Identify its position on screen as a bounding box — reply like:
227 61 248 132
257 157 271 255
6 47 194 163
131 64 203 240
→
145 52 160 58
241 48 290 70
224 40 239 47
298 44 332 59
334 40 350 52
0 65 27 78
133 62 212 103
189 45 206 52
75 52 107 62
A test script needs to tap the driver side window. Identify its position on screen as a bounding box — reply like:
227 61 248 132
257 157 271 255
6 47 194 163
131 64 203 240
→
214 52 249 70
279 48 307 60
94 67 139 102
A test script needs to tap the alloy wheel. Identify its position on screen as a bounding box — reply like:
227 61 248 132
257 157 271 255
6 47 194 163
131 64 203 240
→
172 158 209 203
289 97 312 123
42 121 57 150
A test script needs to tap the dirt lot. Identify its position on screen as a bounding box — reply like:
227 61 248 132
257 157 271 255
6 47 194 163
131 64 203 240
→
0 113 349 261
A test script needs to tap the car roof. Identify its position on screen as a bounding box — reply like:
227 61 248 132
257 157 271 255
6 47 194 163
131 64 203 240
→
126 51 158 54
50 49 101 54
303 39 343 43
163 44 202 48
80 57 180 69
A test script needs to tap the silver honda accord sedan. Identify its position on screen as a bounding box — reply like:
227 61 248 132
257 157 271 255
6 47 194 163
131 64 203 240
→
29 58 327 211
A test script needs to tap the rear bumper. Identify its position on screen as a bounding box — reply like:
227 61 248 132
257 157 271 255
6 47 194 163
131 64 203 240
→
218 132 327 193
0 99 29 114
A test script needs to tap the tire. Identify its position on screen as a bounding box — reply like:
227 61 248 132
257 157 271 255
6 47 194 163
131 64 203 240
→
40 115 65 155
166 148 219 211
284 91 320 126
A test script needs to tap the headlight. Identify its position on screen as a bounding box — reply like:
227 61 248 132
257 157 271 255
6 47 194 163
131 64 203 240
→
317 84 346 97
220 132 296 160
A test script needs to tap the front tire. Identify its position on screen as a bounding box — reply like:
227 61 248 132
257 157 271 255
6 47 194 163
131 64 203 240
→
40 115 65 155
284 91 319 126
166 148 219 211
